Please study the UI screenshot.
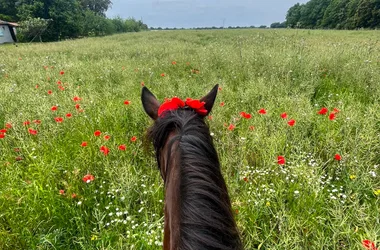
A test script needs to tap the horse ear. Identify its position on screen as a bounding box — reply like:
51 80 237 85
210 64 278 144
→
141 87 160 120
200 84 219 115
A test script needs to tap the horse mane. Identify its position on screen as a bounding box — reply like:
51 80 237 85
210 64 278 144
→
148 109 242 250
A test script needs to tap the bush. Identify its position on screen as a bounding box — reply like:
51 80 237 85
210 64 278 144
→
17 18 50 42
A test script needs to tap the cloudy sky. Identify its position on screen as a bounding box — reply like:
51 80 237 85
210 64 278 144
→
106 0 308 28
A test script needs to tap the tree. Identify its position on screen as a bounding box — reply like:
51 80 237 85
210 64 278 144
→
321 0 350 29
78 0 112 16
286 3 302 27
0 0 18 21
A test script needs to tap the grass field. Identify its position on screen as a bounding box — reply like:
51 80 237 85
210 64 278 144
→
0 29 379 249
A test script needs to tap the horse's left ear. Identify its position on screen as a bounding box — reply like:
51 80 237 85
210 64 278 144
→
141 87 160 120
200 84 219 115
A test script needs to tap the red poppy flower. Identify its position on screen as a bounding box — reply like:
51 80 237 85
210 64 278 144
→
280 112 288 119
54 117 63 123
23 121 31 126
47 90 52 95
33 120 41 124
329 113 336 120
185 98 207 115
258 109 267 115
15 156 23 161
73 96 81 102
277 156 286 165
94 130 101 137
131 136 137 142
171 61 177 65
82 174 95 183
288 119 296 127
228 124 235 131
100 145 110 155
71 193 77 199
158 97 185 117
240 112 252 119
118 144 126 151
58 86 65 91
75 104 80 110
318 107 328 115
141 82 145 86
161 73 165 77
81 141 87 147
0 133 5 139
35 85 39 89
28 128 38 135
51 106 58 111
59 190 65 195
243 177 248 182
66 113 72 118
208 115 213 120
124 100 130 105
104 135 110 140
362 240 378 250
60 71 64 75
218 87 222 91
334 154 341 161
332 108 340 114
249 125 255 131
220 102 225 107
57 80 62 85
5 123 12 129
0 129 6 133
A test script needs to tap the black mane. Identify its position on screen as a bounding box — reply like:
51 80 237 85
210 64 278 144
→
148 109 242 250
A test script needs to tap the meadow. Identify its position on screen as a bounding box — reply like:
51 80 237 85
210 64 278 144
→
0 29 379 249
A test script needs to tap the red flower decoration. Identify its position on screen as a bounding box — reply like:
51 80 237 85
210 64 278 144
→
240 112 252 119
73 96 81 102
66 113 72 118
28 128 38 135
82 174 95 183
94 130 101 137
51 106 58 111
329 113 336 120
118 144 126 151
100 145 109 155
185 98 207 116
318 107 328 115
287 119 296 127
54 117 63 123
124 100 130 105
334 154 341 161
57 80 62 85
277 156 286 165
258 109 267 115
131 136 137 142
228 124 236 131
81 142 87 147
362 240 378 250
280 112 288 119
158 97 185 117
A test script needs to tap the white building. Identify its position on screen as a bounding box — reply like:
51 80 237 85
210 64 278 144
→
0 20 18 44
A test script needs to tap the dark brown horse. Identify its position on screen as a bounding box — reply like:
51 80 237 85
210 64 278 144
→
141 85 242 250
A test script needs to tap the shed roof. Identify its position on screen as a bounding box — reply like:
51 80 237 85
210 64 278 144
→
0 20 19 27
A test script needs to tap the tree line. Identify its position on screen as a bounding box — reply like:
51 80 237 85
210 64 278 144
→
0 0 148 42
285 0 380 29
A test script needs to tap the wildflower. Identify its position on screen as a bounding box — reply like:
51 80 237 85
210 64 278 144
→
362 240 378 250
51 106 58 111
131 136 137 142
15 156 23 161
329 113 336 120
75 104 81 110
73 96 81 102
332 108 340 114
91 235 98 241
104 135 110 140
278 156 286 165
266 201 271 207
35 85 39 89
58 85 64 91
33 120 41 124
71 193 77 199
118 144 126 151
23 121 31 126
171 61 177 65
240 112 252 119
218 86 222 91
287 119 296 127
219 102 225 107
258 109 267 115
100 145 110 156
82 174 95 183
141 82 145 86
249 126 255 131
228 124 235 131
59 190 65 195
81 142 87 147
60 71 64 75
66 113 72 118
374 190 380 196
318 107 328 115
47 90 52 95
124 100 130 105
0 133 4 139
5 123 12 129
94 130 101 137
208 115 213 120
0 129 6 133
243 177 248 182
349 175 356 180
54 117 63 123
160 73 165 77
280 112 288 119
334 154 341 161
28 128 38 135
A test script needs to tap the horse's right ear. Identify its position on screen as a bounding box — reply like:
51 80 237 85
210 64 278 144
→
141 87 160 120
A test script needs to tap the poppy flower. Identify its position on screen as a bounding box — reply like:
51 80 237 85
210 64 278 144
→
0 133 5 139
318 107 328 115
240 112 252 119
208 115 213 120
5 123 12 129
60 71 64 75
258 109 267 115
51 106 58 111
0 129 7 133
54 117 63 123
332 108 340 114
220 102 225 107
57 80 62 85
59 190 65 195
35 85 39 89
131 136 137 142
287 119 296 127
100 145 109 156
75 104 80 110
15 156 23 161
58 86 65 91
141 82 145 86
280 112 288 119
28 128 38 135
158 97 185 117
94 130 101 137
71 193 77 199
124 100 130 105
73 96 81 102
23 121 31 126
228 124 236 131
362 240 378 250
47 90 52 95
33 120 41 124
171 61 177 65
334 154 341 161
66 113 72 118
161 73 165 77
243 177 248 182
81 141 87 147
185 98 207 116
249 126 255 131
82 174 95 183
218 86 222 91
118 144 126 151
277 156 286 165
329 113 336 120
104 135 110 140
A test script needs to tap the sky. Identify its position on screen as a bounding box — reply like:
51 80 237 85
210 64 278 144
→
106 0 308 28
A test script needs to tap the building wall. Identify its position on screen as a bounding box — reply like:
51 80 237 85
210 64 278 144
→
0 25 15 44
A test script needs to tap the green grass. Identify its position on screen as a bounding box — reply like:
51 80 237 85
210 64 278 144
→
0 29 379 249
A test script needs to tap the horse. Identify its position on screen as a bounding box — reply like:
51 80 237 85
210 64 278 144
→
141 85 242 250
